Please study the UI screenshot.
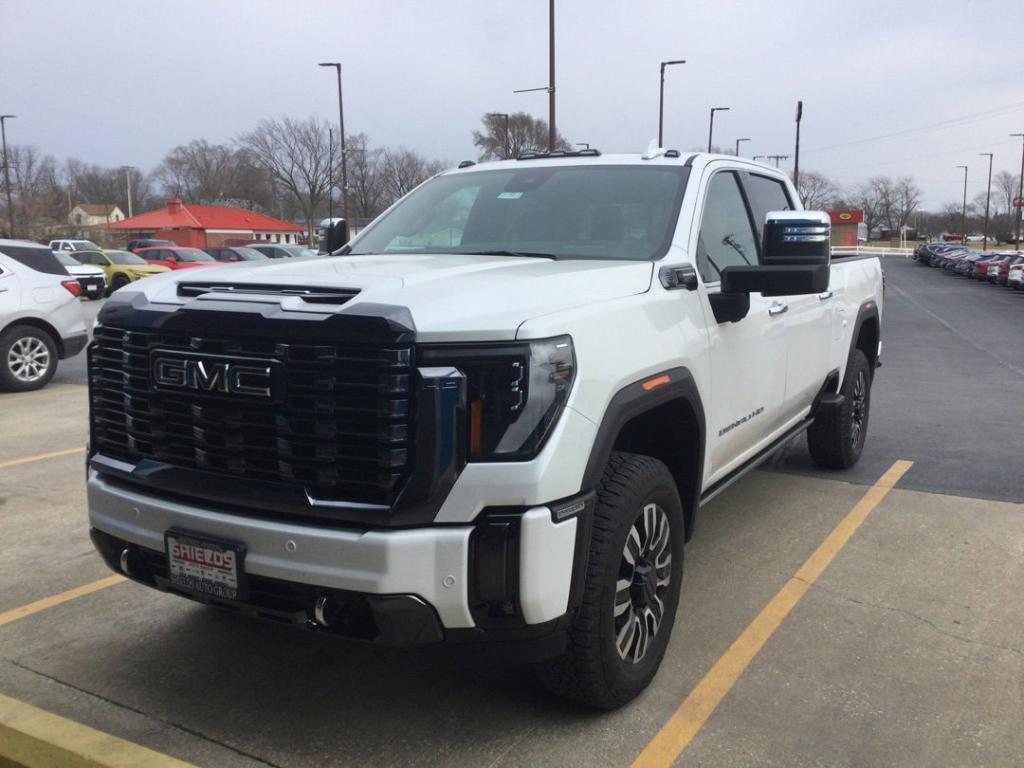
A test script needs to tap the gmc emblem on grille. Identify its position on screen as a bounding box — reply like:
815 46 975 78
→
152 355 275 398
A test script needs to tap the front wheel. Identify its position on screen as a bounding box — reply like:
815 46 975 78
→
536 452 684 709
807 348 872 469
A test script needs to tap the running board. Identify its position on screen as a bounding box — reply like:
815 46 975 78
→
699 418 814 506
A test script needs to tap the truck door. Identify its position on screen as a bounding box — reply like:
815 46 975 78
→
740 172 831 423
693 170 788 482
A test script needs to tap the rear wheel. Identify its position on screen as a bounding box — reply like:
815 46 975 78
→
807 349 871 469
0 326 58 392
109 274 131 294
536 452 684 709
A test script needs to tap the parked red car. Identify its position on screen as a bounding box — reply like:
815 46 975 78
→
135 246 217 270
986 253 1024 285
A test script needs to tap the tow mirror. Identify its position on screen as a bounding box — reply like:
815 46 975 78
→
325 219 349 253
720 211 830 298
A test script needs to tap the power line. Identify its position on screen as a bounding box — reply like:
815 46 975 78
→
803 101 1024 154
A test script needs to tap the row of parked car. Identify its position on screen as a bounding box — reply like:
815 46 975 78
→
46 238 318 297
913 243 1024 290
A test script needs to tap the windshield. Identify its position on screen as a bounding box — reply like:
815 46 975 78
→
107 251 146 265
234 247 268 260
348 165 690 261
175 249 215 262
71 240 100 250
54 252 81 267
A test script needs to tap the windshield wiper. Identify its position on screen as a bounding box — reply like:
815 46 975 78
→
468 249 558 260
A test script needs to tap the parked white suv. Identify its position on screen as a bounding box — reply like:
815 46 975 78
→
53 251 108 300
86 150 883 707
49 239 101 253
0 240 88 391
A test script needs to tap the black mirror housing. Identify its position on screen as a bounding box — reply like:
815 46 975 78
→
325 220 349 253
762 210 831 267
720 264 829 296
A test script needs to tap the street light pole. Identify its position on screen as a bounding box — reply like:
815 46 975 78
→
318 62 348 221
548 0 555 152
488 113 511 158
734 137 750 157
956 165 968 245
0 115 15 238
1012 133 1024 250
793 100 803 188
658 59 685 147
122 165 135 218
708 107 729 153
979 152 993 250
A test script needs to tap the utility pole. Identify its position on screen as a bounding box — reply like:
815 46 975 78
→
1012 133 1024 250
123 165 135 218
793 100 803 188
708 107 729 153
327 128 334 223
658 60 685 147
488 113 511 158
318 63 348 220
734 137 750 157
956 165 968 245
0 115 15 239
548 0 555 151
979 152 993 250
767 154 790 168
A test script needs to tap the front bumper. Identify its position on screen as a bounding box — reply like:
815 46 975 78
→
88 469 587 650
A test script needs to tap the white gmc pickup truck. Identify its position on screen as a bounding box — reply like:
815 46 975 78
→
87 149 882 708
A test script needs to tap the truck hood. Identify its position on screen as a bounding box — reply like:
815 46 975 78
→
130 253 654 340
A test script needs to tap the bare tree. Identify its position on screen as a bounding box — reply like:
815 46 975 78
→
154 140 273 210
850 179 884 237
237 116 335 236
992 170 1019 220
345 133 387 220
891 176 922 231
1 145 62 237
379 148 445 203
472 112 571 160
796 170 840 210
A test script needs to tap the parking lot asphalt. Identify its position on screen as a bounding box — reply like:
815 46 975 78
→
1 257 1022 767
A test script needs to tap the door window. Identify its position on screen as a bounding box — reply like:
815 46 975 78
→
696 172 758 283
743 174 793 242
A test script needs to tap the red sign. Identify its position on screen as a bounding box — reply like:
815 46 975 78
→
828 209 864 224
1013 197 1024 208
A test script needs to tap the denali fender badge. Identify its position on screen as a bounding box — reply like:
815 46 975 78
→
152 354 275 398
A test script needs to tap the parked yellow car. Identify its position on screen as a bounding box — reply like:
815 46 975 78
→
70 249 170 294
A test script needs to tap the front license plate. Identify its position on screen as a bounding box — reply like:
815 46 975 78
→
165 530 245 601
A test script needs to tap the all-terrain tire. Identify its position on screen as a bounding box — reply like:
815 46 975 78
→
807 348 872 469
536 452 685 709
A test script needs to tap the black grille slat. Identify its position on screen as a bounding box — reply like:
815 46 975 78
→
89 326 413 506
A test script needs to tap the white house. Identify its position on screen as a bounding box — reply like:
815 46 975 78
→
69 204 125 226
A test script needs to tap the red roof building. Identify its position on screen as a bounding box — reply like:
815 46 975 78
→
107 198 305 248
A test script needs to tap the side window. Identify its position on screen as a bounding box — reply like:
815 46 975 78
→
743 174 793 243
695 172 758 283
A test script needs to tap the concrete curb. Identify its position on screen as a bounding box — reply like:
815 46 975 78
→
0 693 196 768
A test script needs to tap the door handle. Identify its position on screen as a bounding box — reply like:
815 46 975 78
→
768 302 788 317
818 290 834 301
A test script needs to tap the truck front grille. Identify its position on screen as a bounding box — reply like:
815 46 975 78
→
88 325 413 506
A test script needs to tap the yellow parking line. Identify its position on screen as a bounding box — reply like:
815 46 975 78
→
0 692 197 767
0 575 126 629
631 459 914 768
0 446 85 469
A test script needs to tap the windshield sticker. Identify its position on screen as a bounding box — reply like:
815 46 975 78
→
497 191 523 199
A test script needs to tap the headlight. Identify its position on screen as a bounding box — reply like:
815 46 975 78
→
419 335 575 461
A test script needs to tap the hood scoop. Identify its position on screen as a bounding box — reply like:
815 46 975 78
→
176 282 360 305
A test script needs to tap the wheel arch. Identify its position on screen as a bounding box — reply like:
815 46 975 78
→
849 300 880 379
581 368 705 541
1 317 64 357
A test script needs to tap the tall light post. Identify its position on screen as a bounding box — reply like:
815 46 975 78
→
1 115 15 238
122 165 135 218
956 165 968 245
318 62 348 221
734 137 750 157
979 152 993 250
1011 133 1024 250
488 113 511 158
708 107 729 153
548 0 555 151
793 100 803 188
658 59 685 147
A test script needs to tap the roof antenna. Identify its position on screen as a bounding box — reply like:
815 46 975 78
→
642 139 667 161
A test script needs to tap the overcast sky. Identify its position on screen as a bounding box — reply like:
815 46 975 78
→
3 0 1022 208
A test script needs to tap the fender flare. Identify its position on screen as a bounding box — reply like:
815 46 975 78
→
581 367 706 540
847 300 881 381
